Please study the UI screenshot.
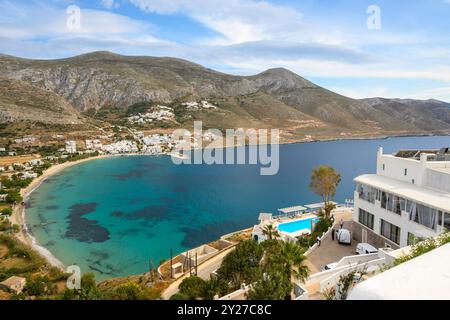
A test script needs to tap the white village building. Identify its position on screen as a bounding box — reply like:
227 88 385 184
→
65 141 77 154
353 147 450 249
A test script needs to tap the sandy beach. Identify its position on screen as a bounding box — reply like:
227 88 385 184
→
9 154 114 269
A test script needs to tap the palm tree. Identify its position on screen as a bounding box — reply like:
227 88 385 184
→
279 242 310 283
260 241 310 300
262 224 280 241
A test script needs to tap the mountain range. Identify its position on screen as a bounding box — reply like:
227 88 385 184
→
0 51 449 142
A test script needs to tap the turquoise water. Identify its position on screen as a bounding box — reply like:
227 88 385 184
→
26 135 450 280
278 217 319 234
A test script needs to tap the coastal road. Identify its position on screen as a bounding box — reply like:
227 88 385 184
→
162 246 235 300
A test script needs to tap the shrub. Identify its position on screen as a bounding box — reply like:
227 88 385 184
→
106 282 151 300
313 217 333 234
169 292 189 300
395 232 450 266
1 207 13 216
26 275 56 296
216 240 264 290
6 190 23 204
178 276 206 300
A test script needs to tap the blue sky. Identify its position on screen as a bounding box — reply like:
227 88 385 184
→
1 0 450 102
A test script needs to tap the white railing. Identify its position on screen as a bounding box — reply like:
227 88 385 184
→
319 258 386 292
333 253 379 269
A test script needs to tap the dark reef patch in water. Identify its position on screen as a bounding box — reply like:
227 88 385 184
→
122 205 170 222
128 198 142 205
86 249 121 276
159 197 173 203
173 185 188 193
65 203 110 243
180 220 241 248
44 194 56 201
90 249 109 261
111 211 125 218
109 169 146 181
44 205 59 210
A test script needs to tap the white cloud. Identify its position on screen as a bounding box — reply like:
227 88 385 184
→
0 2 151 39
408 86 450 101
0 0 449 102
128 0 304 44
101 0 120 9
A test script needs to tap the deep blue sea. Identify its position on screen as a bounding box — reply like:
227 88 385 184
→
26 135 450 280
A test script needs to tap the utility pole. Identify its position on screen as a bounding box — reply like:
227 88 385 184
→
170 248 173 279
188 251 192 276
195 252 198 276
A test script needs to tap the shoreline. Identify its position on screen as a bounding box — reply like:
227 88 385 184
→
10 154 115 269
7 132 450 273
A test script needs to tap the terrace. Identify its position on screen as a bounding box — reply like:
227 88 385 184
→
252 202 339 243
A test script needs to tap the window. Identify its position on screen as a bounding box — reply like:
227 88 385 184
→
409 203 438 230
380 219 401 245
357 184 376 204
359 209 374 230
404 168 408 176
441 212 450 231
382 164 385 171
381 191 387 209
381 192 403 215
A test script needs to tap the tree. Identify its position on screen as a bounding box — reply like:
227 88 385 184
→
247 270 292 300
1 207 13 216
310 165 341 217
26 275 56 296
263 241 309 282
6 190 22 204
217 240 264 290
279 242 309 282
169 292 190 300
262 224 279 241
106 282 154 300
79 273 101 300
178 276 206 300
201 278 229 300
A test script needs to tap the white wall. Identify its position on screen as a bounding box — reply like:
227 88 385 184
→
377 154 425 186
426 168 450 193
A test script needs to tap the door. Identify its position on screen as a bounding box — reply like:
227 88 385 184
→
362 229 368 243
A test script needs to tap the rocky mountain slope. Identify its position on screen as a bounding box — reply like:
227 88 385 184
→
0 77 82 125
0 51 449 139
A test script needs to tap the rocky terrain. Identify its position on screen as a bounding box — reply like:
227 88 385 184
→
0 51 449 141
0 77 82 125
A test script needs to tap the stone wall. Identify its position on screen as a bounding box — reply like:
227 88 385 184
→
352 221 399 250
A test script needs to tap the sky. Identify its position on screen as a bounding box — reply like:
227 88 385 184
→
1 0 450 102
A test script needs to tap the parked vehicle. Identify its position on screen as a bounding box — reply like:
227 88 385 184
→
321 262 338 271
356 243 378 255
337 229 351 245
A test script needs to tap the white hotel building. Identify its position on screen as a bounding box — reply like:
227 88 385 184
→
353 147 450 249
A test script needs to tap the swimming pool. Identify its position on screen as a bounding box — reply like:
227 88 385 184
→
277 217 319 234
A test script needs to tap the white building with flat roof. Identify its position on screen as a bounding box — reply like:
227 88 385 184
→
348 242 450 300
65 141 77 154
353 147 450 248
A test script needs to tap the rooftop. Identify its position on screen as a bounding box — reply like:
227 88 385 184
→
355 174 450 212
348 243 450 300
394 147 450 161
278 205 307 214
